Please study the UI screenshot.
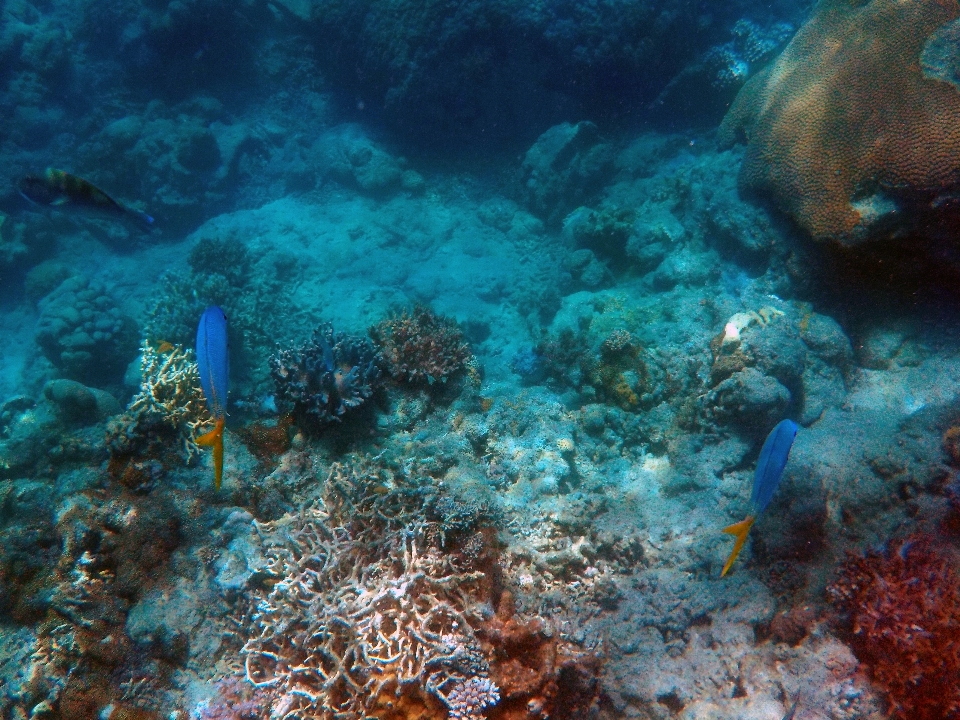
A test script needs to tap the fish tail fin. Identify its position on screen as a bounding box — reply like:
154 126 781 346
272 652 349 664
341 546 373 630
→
720 515 756 577
197 417 225 491
128 208 155 228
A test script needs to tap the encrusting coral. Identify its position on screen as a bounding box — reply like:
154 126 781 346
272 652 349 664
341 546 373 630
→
106 341 213 465
370 306 472 387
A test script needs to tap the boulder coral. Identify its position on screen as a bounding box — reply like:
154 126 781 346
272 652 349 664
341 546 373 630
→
719 0 960 246
35 276 138 387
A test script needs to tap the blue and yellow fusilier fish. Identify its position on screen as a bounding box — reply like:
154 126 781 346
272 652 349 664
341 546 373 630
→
18 168 154 228
721 419 799 577
195 306 229 491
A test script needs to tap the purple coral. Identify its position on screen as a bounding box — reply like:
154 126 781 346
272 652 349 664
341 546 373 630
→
269 323 381 430
442 677 501 720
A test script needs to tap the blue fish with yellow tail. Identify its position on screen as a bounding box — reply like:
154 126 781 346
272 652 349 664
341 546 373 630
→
195 306 229 491
18 168 154 228
721 419 798 577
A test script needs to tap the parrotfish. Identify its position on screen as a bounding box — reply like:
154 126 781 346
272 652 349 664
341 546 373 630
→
18 168 154 228
721 419 798 577
196 306 229 491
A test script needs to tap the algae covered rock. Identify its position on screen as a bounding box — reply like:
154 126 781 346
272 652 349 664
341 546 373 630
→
42 379 121 425
315 124 407 195
625 200 685 272
707 366 791 432
520 122 614 226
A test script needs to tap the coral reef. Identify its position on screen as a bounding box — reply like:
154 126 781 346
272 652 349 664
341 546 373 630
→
106 341 213 468
828 535 960 720
370 306 472 387
269 324 381 431
719 0 960 248
304 0 733 145
35 276 138 387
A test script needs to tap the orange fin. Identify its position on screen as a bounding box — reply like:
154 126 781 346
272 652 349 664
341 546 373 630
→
197 417 224 491
720 515 756 577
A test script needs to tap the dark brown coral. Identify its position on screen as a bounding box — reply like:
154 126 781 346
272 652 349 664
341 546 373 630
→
370 306 471 386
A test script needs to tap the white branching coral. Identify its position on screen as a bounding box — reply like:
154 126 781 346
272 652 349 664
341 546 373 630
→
241 463 500 720
123 341 213 459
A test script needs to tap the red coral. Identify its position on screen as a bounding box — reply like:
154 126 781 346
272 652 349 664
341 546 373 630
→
370 306 471 386
198 677 272 719
828 535 960 719
478 592 601 720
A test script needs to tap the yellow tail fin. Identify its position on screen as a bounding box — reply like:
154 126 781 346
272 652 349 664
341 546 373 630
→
720 515 756 577
197 417 224 491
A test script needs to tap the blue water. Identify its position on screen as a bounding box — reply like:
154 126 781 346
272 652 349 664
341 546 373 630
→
1 1 958 718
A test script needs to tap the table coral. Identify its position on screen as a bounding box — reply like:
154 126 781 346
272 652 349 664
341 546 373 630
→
719 0 960 246
370 306 471 387
828 534 960 719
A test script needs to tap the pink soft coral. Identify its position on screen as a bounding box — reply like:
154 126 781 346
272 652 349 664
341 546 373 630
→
828 535 960 720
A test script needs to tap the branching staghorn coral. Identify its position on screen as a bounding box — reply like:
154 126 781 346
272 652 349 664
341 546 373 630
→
241 461 498 720
107 341 214 461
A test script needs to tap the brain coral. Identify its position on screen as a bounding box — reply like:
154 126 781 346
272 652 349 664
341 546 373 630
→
719 0 960 246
